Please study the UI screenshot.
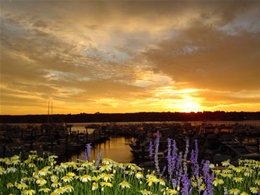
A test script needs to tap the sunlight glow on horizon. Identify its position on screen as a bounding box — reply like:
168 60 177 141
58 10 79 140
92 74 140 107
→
1 1 260 115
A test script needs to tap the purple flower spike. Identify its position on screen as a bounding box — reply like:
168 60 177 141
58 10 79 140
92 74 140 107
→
171 179 177 189
154 131 160 175
194 139 199 163
95 149 102 168
149 141 153 158
181 174 191 195
84 143 92 161
202 161 214 195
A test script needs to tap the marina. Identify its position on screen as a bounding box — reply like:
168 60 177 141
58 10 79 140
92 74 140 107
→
1 121 260 166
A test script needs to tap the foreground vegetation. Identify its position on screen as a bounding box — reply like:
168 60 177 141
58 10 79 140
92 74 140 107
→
0 134 260 194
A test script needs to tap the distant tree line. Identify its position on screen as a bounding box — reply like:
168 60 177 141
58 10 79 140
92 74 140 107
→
0 111 260 123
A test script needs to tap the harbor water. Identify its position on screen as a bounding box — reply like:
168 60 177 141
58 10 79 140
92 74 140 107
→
70 136 135 163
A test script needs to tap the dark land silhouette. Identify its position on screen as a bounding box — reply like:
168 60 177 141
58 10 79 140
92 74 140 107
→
1 111 260 123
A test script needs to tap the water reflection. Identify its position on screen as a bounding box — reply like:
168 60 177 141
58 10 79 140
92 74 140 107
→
71 136 134 163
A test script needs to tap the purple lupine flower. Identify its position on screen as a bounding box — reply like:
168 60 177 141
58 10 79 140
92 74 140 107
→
154 130 160 175
84 143 92 161
171 179 177 189
176 152 182 171
257 189 260 195
149 140 153 158
95 149 102 168
181 174 191 195
169 139 178 178
184 139 189 161
183 139 189 174
190 149 195 164
190 140 200 177
194 139 199 163
161 165 167 177
203 172 214 195
202 161 214 195
193 163 200 177
167 138 173 180
202 160 210 177
175 171 182 188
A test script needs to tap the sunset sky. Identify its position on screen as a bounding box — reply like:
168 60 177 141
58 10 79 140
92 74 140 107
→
1 1 260 115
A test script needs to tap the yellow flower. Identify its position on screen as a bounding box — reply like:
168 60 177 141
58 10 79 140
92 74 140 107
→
100 181 113 187
244 171 251 177
162 187 179 195
63 184 74 193
199 183 206 191
51 175 59 182
115 162 125 169
36 177 47 186
191 180 198 187
37 157 44 162
22 189 36 195
61 175 73 183
221 159 230 167
92 182 99 191
158 178 166 186
6 167 17 173
66 172 76 177
76 167 84 171
15 182 28 190
100 173 114 182
135 171 143 179
102 158 114 165
0 166 5 175
124 170 134 175
250 187 259 194
127 163 141 171
220 173 232 178
60 162 68 169
229 188 240 195
10 157 20 165
39 188 51 193
233 177 243 183
6 182 14 188
100 164 112 172
51 181 62 188
54 187 66 194
119 180 131 189
212 178 224 186
92 175 101 181
240 192 249 195
222 168 232 174
28 163 36 168
38 167 51 176
213 169 221 175
64 161 77 169
140 189 152 195
146 174 159 186
79 174 92 182
255 179 260 186
81 161 94 168
233 166 243 173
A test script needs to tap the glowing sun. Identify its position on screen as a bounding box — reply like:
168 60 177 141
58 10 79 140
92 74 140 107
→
182 100 200 112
